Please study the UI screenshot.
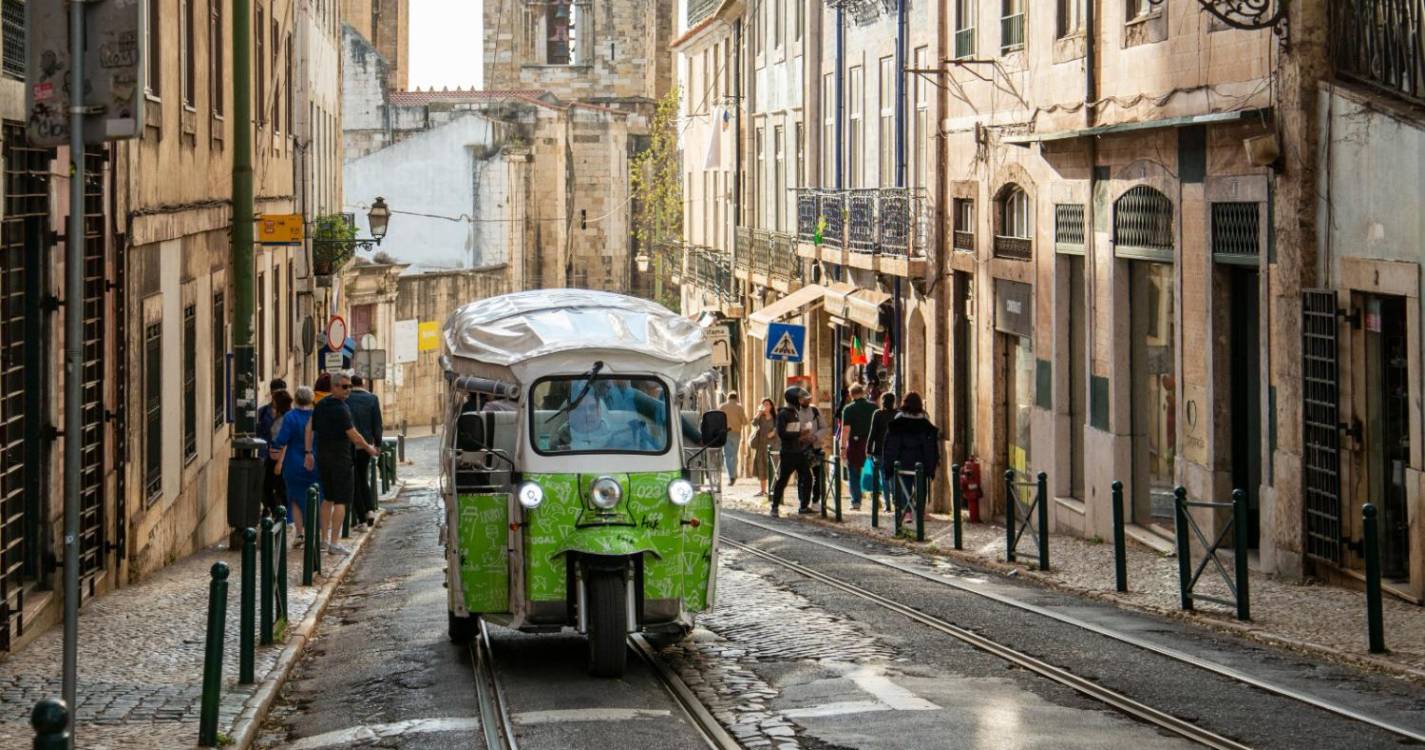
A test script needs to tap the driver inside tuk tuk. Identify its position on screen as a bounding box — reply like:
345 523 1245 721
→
550 385 643 452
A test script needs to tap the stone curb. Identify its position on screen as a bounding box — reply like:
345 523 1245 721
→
741 505 1425 687
222 479 407 750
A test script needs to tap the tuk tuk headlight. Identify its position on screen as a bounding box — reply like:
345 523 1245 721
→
517 482 544 509
589 476 622 509
668 479 695 507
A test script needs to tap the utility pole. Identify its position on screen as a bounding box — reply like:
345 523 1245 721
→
232 0 256 435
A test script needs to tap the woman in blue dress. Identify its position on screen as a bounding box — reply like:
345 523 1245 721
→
273 385 321 546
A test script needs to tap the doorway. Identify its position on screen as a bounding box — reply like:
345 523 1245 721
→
1226 268 1262 548
1066 256 1086 499
954 272 975 459
1129 261 1176 527
1004 334 1033 477
1362 294 1409 580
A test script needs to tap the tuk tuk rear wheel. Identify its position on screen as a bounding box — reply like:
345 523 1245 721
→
448 611 478 645
586 571 628 678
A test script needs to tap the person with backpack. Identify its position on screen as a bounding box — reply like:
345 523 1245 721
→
770 386 814 517
880 392 939 526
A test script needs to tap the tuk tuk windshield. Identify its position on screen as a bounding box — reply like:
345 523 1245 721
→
531 376 671 455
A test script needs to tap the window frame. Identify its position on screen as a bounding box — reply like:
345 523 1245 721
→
1002 187 1031 239
1001 0 1026 54
527 376 674 458
955 0 977 59
878 56 895 188
848 65 864 189
183 304 197 461
255 3 266 126
144 321 163 502
210 0 224 116
181 0 196 107
1058 0 1085 38
146 0 162 97
213 292 226 429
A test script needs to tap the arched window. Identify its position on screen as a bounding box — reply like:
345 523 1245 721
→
994 184 1032 260
1114 186 1174 257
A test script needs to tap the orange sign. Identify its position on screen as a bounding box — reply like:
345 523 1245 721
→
258 214 304 245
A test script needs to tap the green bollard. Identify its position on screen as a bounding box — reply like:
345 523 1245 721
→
833 455 843 522
198 562 230 747
892 462 903 536
1173 486 1193 611
30 698 69 750
870 458 881 529
369 460 379 515
1233 489 1250 621
1363 503 1386 653
259 518 274 646
818 455 828 519
1037 472 1050 571
914 463 926 543
240 527 257 683
1111 481 1128 592
951 464 964 550
303 487 318 585
1004 470 1017 563
274 507 288 626
342 500 351 539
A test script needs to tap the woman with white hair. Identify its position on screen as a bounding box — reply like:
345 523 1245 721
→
272 385 320 544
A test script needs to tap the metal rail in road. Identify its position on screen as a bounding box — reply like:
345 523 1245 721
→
721 536 1252 750
629 634 743 750
725 513 1425 746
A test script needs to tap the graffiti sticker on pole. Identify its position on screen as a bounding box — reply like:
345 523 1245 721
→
764 322 806 363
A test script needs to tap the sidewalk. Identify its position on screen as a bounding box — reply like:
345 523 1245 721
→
0 487 400 750
721 480 1425 682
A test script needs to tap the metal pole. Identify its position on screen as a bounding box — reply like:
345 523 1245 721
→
892 461 902 536
1363 503 1386 654
870 458 880 529
303 487 317 585
259 518 273 645
1174 486 1193 611
1111 480 1127 592
950 464 963 550
232 0 256 434
198 563 230 747
1233 489 1250 621
914 463 925 543
61 0 87 731
1037 472 1049 571
1004 470 1016 563
240 528 256 683
833 455 843 522
275 508 288 625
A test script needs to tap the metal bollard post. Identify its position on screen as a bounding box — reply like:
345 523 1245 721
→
312 488 323 575
369 460 379 514
950 464 963 550
259 518 274 646
1233 489 1250 621
892 462 903 536
1363 503 1386 654
914 463 926 543
870 458 881 529
198 562 230 747
303 487 318 585
1173 486 1193 611
30 698 69 750
833 455 843 522
818 456 828 519
1111 481 1128 593
398 433 406 462
240 528 257 684
341 500 352 539
1037 472 1050 571
274 507 288 626
1004 471 1016 563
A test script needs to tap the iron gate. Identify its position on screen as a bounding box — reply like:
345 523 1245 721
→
78 147 106 581
1302 290 1343 564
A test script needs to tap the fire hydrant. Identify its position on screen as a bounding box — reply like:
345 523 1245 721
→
960 457 983 523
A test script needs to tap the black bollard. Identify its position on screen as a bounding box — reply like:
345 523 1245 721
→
950 464 964 551
240 527 257 684
259 518 274 645
274 507 289 626
199 562 230 747
1037 472 1050 571
833 454 843 522
303 487 318 585
368 460 379 516
1004 471 1017 563
31 698 69 750
1174 486 1193 611
1111 481 1128 592
1233 489 1250 621
341 500 351 539
914 463 926 542
892 462 903 536
870 458 881 529
1363 504 1386 653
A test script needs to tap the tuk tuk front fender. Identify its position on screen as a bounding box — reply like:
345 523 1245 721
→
551 526 663 561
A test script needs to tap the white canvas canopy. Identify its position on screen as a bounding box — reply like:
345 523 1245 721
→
442 289 715 385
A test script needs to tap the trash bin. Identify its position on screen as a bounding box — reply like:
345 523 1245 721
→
227 437 269 530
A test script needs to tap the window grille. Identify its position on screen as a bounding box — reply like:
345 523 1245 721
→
213 293 226 428
1301 290 1342 563
1055 204 1085 254
1212 202 1261 265
847 190 877 252
2 0 23 80
1113 185 1173 258
184 306 197 459
144 323 163 502
819 193 844 250
1333 0 1425 105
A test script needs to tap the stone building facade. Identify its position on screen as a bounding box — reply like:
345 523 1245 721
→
342 0 410 91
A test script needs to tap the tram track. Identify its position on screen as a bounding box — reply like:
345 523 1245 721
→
471 620 520 750
721 535 1251 750
628 634 744 750
725 512 1425 746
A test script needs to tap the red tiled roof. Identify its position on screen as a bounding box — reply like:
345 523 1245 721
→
387 88 549 107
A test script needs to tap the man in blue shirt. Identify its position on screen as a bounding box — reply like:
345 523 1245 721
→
346 375 384 529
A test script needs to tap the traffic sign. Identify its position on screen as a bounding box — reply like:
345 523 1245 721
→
323 352 345 373
354 349 388 380
765 322 806 363
326 316 348 353
258 214 305 245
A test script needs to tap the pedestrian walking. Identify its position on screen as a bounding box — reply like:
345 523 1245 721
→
347 375 384 530
263 389 294 517
718 392 749 485
770 387 814 517
304 372 380 556
272 386 319 545
748 398 777 497
257 379 288 516
881 392 939 527
867 392 898 509
840 384 877 510
796 390 831 511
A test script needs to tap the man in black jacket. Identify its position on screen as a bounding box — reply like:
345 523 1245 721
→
770 386 813 517
867 392 898 511
881 392 940 525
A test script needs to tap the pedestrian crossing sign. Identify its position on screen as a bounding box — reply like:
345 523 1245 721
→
765 322 806 363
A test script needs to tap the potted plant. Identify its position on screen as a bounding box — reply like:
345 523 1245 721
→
311 214 356 277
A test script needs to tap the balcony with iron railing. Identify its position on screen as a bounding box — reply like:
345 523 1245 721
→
1333 0 1425 106
684 244 734 299
795 187 933 264
733 226 801 285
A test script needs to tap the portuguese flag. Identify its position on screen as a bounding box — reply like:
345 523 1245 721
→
850 335 868 366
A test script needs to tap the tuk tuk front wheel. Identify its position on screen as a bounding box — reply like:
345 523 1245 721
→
449 611 478 645
586 571 628 678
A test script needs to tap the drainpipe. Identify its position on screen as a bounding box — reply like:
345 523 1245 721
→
835 8 844 190
732 18 743 395
932 0 951 504
893 0 907 391
1084 0 1099 438
232 0 256 435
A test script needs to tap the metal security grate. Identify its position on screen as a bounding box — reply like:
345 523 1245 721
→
1302 290 1342 564
1055 204 1085 252
1333 0 1425 106
847 190 877 252
2 0 23 80
144 323 162 502
79 148 106 579
1212 202 1260 263
1114 186 1174 255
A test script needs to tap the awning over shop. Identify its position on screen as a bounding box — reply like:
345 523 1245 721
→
826 282 892 330
748 284 831 339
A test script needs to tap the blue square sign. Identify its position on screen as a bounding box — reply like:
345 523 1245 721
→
764 322 806 363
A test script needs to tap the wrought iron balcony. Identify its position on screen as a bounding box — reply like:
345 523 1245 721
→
847 190 879 252
953 230 975 253
769 231 800 282
796 187 931 259
1333 0 1425 106
993 235 1033 261
685 244 734 299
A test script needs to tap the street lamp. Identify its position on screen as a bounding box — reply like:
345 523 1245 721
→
635 252 651 273
367 197 390 243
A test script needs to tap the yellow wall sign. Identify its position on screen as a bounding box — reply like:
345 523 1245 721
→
258 214 305 245
417 321 441 352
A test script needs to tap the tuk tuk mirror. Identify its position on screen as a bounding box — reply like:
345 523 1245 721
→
456 412 486 450
699 410 729 448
